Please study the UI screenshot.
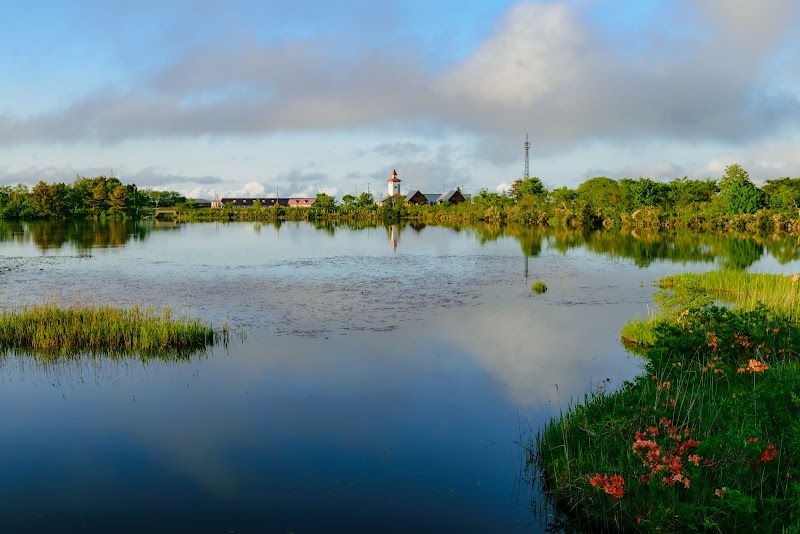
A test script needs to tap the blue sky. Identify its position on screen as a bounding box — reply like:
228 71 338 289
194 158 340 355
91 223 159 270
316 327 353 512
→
1 0 799 199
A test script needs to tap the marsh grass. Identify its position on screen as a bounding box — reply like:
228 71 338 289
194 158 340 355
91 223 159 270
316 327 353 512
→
0 304 227 358
535 273 800 532
622 271 800 347
661 271 800 321
531 281 548 294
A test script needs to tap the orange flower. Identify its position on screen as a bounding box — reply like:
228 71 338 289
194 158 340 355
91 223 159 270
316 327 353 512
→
590 473 625 501
758 444 777 464
714 487 727 498
603 474 625 501
738 359 768 373
589 473 608 488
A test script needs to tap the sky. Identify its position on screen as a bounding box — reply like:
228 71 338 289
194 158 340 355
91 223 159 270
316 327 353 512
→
1 0 799 199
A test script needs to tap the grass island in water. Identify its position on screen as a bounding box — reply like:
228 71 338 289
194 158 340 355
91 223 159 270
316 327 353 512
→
534 271 800 532
0 304 227 358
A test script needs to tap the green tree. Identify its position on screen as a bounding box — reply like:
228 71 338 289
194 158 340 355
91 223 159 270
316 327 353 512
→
548 186 578 208
315 193 337 210
718 164 764 215
576 177 620 208
472 189 509 207
763 177 800 217
621 178 670 211
357 192 374 207
668 177 718 209
0 185 34 219
68 177 95 214
341 194 357 208
576 177 621 223
509 177 545 200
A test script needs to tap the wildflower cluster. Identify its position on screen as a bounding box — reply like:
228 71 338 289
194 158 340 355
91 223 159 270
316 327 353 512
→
632 417 703 489
737 358 768 374
589 473 625 501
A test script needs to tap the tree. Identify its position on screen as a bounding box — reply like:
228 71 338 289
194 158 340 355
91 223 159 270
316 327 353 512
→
763 177 800 217
472 189 509 207
718 164 764 215
576 177 620 208
341 194 357 208
108 184 129 215
315 193 337 210
668 177 718 209
87 179 109 213
31 181 69 218
357 192 374 207
509 177 545 200
620 178 670 211
0 185 34 218
548 186 578 208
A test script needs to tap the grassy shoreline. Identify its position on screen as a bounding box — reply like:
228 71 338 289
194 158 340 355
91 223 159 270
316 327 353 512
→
534 272 800 531
0 304 227 358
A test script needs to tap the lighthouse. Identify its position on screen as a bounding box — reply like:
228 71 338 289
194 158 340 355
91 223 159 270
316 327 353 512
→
387 169 401 197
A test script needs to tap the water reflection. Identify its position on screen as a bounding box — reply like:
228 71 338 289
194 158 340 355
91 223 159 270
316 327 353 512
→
2 221 800 532
0 219 173 252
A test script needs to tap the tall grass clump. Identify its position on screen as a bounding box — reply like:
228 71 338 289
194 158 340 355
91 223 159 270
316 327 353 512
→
0 304 227 359
661 271 800 322
534 273 800 532
531 281 548 294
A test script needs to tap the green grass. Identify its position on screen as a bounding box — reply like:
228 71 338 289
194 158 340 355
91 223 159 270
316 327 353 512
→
661 271 800 321
622 271 800 347
534 273 800 532
0 304 227 358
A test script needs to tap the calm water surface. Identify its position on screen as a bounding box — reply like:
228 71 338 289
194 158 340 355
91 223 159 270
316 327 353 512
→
1 221 798 533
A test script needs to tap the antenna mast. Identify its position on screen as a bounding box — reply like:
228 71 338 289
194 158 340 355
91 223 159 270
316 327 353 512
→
524 134 531 180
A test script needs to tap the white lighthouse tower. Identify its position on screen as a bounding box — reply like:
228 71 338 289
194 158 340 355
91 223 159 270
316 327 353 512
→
387 169 401 197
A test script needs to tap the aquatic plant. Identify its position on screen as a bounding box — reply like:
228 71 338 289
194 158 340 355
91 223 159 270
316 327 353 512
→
531 281 548 294
0 304 227 358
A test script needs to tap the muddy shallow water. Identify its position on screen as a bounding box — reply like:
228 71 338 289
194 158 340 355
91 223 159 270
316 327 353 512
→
1 221 796 533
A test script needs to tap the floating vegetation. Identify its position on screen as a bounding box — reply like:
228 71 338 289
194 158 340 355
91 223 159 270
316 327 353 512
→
0 304 227 359
531 281 548 294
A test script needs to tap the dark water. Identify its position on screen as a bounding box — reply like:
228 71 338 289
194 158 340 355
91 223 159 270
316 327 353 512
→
1 221 798 533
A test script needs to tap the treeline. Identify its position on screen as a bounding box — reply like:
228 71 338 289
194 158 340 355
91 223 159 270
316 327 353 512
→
0 176 187 219
404 164 800 233
5 164 800 234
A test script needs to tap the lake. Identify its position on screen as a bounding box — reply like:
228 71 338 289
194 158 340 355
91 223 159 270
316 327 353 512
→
1 220 798 533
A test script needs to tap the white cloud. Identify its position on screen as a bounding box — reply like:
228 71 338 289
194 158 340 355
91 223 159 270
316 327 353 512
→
438 3 585 106
234 180 266 197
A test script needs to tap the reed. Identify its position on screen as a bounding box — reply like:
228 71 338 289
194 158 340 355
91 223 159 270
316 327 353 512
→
660 271 800 321
0 304 227 357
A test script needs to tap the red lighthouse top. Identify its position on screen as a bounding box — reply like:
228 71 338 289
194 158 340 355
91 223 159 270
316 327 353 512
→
388 169 401 182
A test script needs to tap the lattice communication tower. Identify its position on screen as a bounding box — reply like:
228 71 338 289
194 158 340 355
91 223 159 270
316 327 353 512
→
524 134 531 179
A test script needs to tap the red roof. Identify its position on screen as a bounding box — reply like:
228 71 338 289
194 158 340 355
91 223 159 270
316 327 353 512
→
388 169 401 183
